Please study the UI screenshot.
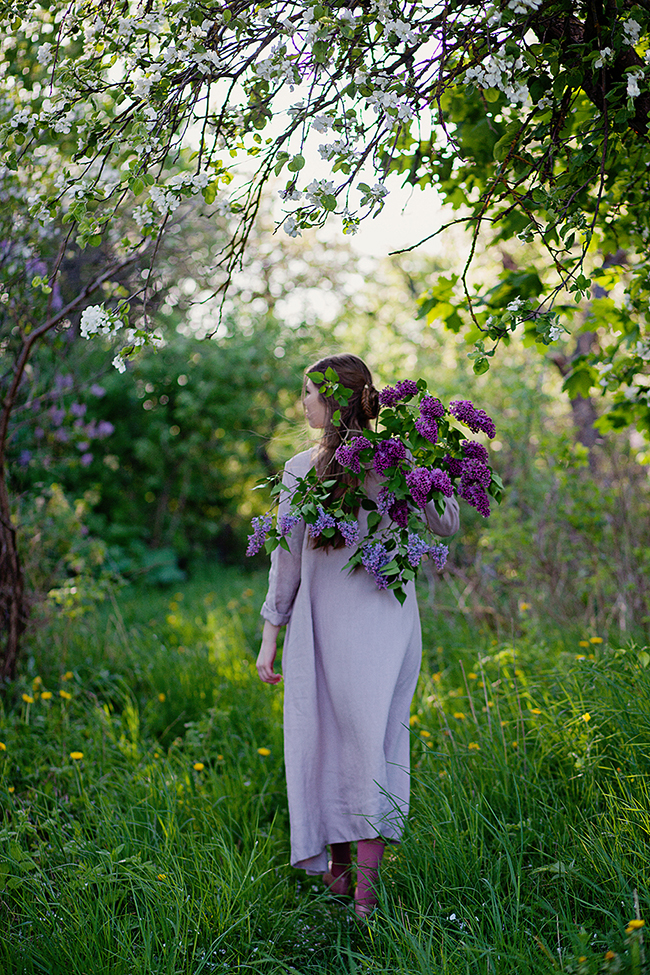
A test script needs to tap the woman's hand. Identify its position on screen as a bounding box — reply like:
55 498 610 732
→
257 621 283 684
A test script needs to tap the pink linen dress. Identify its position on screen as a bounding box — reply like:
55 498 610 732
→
261 447 460 874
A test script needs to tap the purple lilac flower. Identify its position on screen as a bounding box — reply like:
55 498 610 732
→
405 467 433 508
339 520 361 547
335 435 372 474
77 441 90 451
378 379 419 407
50 407 66 426
376 487 396 516
449 400 496 439
389 500 409 528
34 427 44 440
415 417 438 444
70 402 87 418
54 428 69 443
406 533 429 568
443 454 464 478
96 420 115 438
279 513 301 537
54 374 73 392
361 541 390 589
459 458 492 491
308 506 337 539
90 384 106 397
459 484 491 517
80 452 94 467
419 396 445 421
430 468 454 498
246 513 273 556
429 542 449 571
461 440 489 464
373 438 406 475
19 450 31 466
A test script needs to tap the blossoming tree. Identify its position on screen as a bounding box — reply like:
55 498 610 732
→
2 0 650 675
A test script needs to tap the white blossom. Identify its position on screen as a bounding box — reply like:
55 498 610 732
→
548 325 563 341
112 354 127 373
37 42 53 65
385 19 418 43
623 19 642 47
627 69 644 99
508 0 541 12
80 305 119 339
594 47 613 70
507 297 524 312
283 215 300 237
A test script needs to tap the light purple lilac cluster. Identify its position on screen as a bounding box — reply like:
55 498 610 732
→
279 513 301 537
373 437 407 475
246 513 273 556
378 379 419 407
334 435 372 474
406 534 450 571
339 520 361 547
414 395 446 445
405 467 453 508
361 541 391 589
449 400 496 439
308 506 337 538
429 541 449 572
376 487 396 516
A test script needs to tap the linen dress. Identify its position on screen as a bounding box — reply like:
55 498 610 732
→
261 447 460 875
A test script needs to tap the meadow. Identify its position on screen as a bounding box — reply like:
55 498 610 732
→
1 565 649 974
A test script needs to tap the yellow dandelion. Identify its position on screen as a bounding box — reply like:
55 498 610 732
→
626 919 645 934
0 742 6 751
530 708 542 715
32 676 42 689
453 712 466 720
582 712 591 723
500 720 508 727
590 636 603 644
409 715 420 726
576 654 586 660
257 747 271 757
511 741 519 748
217 754 224 761
157 873 167 880
70 751 83 760
519 602 531 611
468 672 478 679
579 957 587 963
604 950 616 960
420 730 431 738
193 762 205 771
468 742 480 750
154 752 160 759
432 672 442 683
22 694 34 704
158 692 166 702
62 671 73 681
41 691 52 700
8 786 14 793
579 640 590 648
515 669 524 678
59 689 72 700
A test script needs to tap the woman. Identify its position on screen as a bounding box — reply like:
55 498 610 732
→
256 354 460 916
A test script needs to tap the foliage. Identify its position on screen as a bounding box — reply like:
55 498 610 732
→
1 568 650 972
2 1 650 415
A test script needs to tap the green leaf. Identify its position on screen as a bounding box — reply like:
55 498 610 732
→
287 154 305 172
473 357 490 375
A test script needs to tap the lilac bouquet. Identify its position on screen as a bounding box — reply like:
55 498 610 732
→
247 371 502 604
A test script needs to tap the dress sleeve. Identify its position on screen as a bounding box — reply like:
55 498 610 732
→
260 457 307 626
424 494 460 537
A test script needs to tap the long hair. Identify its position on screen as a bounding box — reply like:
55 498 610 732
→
305 353 379 549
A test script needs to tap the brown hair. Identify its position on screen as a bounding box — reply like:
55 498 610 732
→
305 353 379 549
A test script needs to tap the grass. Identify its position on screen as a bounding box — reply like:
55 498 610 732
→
1 564 650 973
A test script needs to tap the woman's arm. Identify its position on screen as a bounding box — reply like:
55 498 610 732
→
257 620 283 684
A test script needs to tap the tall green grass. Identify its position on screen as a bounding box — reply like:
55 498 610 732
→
1 567 649 973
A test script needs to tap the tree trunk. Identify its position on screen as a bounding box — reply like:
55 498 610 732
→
0 469 26 681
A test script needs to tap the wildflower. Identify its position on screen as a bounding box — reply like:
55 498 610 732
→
576 655 586 660
409 715 420 725
279 513 301 537
158 693 166 702
449 400 496 438
530 708 542 715
59 690 72 700
257 747 271 756
604 950 616 961
0 742 6 751
339 520 360 547
217 754 224 761
361 541 391 589
512 741 519 748
62 671 73 680
453 712 465 720
420 730 431 738
468 742 480 750
432 672 441 682
41 691 52 700
8 786 14 793
70 751 83 760
22 694 34 704
308 506 336 539
582 712 591 723
468 672 478 679
378 379 419 406
157 874 167 880
193 762 205 771
335 436 372 474
519 602 531 611
373 437 406 475
589 636 603 644
626 919 645 934
32 676 42 689
246 513 273 556
579 640 590 647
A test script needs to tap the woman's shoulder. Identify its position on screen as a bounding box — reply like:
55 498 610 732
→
284 447 316 476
